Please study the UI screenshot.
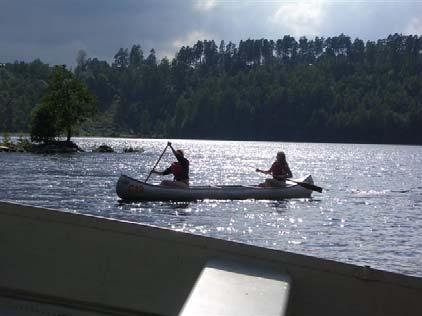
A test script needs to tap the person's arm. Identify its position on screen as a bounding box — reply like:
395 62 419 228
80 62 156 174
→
167 141 177 157
152 167 172 175
167 141 187 164
285 163 293 178
259 162 276 175
255 168 271 175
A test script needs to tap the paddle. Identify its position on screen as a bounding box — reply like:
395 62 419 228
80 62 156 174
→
145 143 169 183
255 169 323 193
285 179 323 193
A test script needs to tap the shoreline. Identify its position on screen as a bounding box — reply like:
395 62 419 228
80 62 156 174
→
2 135 422 148
2 133 422 147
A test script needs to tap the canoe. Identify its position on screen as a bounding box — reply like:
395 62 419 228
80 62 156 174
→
116 174 315 201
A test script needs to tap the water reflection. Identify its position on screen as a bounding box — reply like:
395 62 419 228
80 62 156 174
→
118 200 191 210
267 200 289 212
167 201 192 210
117 200 193 224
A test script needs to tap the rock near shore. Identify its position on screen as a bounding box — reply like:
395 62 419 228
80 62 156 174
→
29 141 84 154
93 144 114 153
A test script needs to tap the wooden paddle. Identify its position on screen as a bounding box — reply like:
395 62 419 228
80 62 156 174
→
145 143 169 183
255 169 323 193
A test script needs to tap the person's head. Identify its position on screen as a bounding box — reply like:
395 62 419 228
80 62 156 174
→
276 151 286 162
176 149 184 158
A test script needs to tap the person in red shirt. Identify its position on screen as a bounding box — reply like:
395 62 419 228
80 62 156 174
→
152 142 190 188
256 151 292 187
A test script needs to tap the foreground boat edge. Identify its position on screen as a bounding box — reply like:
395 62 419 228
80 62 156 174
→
1 201 422 316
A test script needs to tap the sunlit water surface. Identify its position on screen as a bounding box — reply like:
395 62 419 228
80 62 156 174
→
1 138 422 277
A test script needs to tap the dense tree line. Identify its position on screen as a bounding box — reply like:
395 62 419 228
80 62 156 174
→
0 60 50 132
1 33 422 144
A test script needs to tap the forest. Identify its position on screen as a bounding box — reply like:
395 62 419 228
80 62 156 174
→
1 33 422 144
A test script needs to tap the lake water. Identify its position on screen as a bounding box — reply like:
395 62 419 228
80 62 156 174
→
1 137 422 277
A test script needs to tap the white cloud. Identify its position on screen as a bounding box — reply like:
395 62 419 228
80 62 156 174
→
172 31 215 48
404 17 422 35
193 0 217 12
269 1 327 37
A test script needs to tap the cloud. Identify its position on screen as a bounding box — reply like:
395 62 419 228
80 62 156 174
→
269 1 327 37
1 0 422 66
193 0 217 11
172 31 216 48
404 17 422 35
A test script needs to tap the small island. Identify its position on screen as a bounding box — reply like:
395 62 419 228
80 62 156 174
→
1 66 99 154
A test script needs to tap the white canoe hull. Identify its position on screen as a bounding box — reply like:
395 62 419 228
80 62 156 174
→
116 174 314 201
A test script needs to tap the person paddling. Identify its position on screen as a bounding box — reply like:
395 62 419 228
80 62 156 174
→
256 151 292 187
151 142 189 188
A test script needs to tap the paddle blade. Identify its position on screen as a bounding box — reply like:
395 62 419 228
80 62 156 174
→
300 182 322 193
289 180 323 193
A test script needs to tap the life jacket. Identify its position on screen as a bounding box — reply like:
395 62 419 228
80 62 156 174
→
170 162 184 178
271 161 286 178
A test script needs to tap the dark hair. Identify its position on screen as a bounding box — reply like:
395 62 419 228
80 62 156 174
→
277 151 286 163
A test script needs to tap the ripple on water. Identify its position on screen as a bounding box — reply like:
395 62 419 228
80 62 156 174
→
1 138 422 277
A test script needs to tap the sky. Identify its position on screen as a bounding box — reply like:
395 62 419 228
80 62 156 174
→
1 0 422 66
